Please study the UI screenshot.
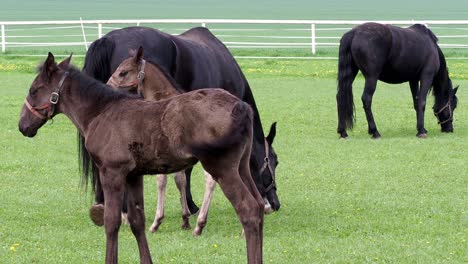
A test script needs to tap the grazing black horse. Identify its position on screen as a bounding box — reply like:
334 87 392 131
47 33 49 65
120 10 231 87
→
337 22 458 138
82 26 280 224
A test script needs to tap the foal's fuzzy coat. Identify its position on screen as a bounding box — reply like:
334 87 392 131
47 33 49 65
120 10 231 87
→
19 53 264 264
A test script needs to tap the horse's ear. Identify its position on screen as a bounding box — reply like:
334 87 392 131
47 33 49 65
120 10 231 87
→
58 53 72 69
129 48 136 57
266 122 277 145
43 52 58 81
453 86 459 94
136 46 144 62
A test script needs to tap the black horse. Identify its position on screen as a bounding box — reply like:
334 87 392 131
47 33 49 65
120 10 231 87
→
81 26 280 224
337 22 459 138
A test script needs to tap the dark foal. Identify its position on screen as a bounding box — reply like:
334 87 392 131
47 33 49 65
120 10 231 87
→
19 53 264 264
106 46 276 236
337 23 458 138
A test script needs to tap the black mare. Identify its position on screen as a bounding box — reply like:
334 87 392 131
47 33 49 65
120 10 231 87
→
337 23 458 138
82 26 280 222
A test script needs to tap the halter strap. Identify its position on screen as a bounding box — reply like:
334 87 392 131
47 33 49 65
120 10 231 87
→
25 71 69 120
260 138 276 193
433 100 452 125
24 99 51 120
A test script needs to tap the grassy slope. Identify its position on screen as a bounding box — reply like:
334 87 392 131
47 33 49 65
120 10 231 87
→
0 64 466 262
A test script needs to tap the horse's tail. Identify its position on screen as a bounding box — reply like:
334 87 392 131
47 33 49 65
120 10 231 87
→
79 37 115 194
191 101 253 158
83 36 115 82
78 137 99 194
337 30 357 131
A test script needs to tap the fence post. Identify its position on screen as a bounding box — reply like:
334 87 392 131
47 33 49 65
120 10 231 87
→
311 23 316 54
1 24 5 53
98 23 103 38
80 18 88 51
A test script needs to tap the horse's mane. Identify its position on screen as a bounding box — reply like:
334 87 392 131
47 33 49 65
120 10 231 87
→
145 58 185 94
66 65 138 103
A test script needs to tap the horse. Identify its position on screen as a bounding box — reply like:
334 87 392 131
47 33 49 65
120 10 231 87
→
18 53 264 264
337 22 459 138
82 26 280 224
106 46 274 235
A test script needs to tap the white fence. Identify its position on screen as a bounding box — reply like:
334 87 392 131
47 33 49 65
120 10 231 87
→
2 19 468 59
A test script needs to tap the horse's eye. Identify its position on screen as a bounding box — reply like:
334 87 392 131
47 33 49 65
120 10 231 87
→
29 88 38 96
119 71 128 77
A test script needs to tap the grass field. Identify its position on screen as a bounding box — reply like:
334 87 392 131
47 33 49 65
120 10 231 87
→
0 58 467 263
1 1 467 263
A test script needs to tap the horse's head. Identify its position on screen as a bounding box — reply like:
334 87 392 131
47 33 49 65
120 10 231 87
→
259 122 280 213
107 46 145 95
19 52 71 137
434 84 458 133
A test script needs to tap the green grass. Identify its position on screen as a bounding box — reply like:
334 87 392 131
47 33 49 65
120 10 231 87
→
1 60 467 263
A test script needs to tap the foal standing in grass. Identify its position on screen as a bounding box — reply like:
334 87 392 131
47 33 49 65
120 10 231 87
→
107 47 276 236
18 53 264 264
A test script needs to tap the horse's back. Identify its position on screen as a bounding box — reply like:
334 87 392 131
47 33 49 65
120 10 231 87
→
172 28 246 98
350 23 440 82
106 27 177 74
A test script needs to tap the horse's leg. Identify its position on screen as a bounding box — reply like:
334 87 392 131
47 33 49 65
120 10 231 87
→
361 77 381 138
409 80 419 112
90 171 105 226
193 171 217 236
100 168 125 264
121 192 129 225
211 167 263 264
149 174 167 233
126 176 152 264
201 150 263 264
238 140 264 245
337 65 359 139
416 78 432 138
174 171 191 230
184 167 199 214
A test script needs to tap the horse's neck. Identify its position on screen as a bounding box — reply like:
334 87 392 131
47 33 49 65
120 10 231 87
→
433 61 450 102
60 77 121 135
144 64 180 101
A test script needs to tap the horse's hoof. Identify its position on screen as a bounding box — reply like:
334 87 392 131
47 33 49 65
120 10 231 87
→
417 133 428 138
339 136 348 140
89 204 105 226
189 205 199 215
193 227 202 236
181 222 191 230
372 135 381 139
149 224 159 233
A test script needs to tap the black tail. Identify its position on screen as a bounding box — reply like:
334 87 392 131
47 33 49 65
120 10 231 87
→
83 36 115 82
191 101 253 158
79 37 115 194
337 30 357 132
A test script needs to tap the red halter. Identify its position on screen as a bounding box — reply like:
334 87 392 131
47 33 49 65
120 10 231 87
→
25 71 69 120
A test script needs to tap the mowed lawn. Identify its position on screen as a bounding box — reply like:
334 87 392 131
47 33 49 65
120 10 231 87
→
0 63 467 263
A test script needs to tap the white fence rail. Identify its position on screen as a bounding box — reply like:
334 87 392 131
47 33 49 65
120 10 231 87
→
2 19 468 58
